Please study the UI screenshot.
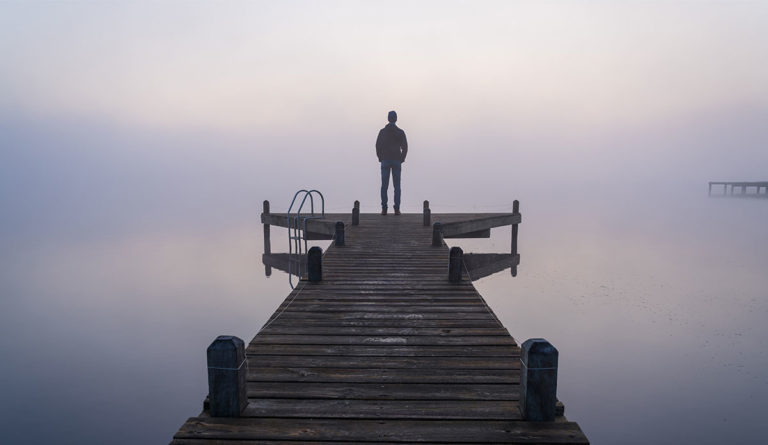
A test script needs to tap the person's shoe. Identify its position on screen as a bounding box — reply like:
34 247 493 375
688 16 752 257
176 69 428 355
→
394 209 401 215
381 208 387 215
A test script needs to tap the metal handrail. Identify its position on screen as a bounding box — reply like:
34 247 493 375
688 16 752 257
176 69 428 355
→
286 189 325 288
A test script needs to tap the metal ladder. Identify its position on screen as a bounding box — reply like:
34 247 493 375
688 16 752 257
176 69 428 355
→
286 189 325 288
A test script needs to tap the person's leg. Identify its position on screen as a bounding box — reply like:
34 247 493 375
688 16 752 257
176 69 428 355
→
380 161 391 210
392 161 402 211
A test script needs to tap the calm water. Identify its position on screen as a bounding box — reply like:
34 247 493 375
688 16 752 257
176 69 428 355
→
1 183 767 444
2 2 767 443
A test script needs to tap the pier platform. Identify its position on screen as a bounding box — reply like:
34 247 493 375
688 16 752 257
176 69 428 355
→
170 201 589 444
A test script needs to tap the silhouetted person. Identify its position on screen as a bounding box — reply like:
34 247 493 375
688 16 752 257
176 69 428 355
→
376 110 408 215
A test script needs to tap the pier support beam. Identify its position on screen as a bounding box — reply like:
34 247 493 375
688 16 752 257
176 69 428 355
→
511 200 520 277
352 201 360 226
520 338 558 421
307 246 322 282
335 221 345 246
432 222 443 247
449 246 463 282
207 335 247 417
263 200 272 276
423 200 431 226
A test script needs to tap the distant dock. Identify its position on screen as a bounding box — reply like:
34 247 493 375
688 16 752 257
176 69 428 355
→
170 198 589 444
709 181 768 197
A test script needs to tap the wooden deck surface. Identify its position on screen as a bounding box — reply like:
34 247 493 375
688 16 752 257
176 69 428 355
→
171 213 588 444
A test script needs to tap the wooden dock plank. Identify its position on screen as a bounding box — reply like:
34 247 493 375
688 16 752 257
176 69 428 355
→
246 382 520 400
242 399 522 420
245 355 519 369
250 334 516 346
173 417 588 443
257 326 510 336
246 344 518 356
247 367 520 384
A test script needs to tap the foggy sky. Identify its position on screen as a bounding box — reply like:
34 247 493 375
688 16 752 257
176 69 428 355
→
1 1 767 239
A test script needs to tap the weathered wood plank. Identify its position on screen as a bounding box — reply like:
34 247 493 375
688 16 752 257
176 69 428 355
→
260 213 339 235
444 228 491 238
261 319 508 328
246 344 518 357
247 367 519 383
173 417 589 443
257 326 510 336
250 335 516 346
244 355 519 369
243 399 522 420
439 213 521 237
268 312 498 320
246 382 520 401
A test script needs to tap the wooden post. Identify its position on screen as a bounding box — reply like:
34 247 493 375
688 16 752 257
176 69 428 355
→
263 200 272 276
432 222 443 247
449 246 463 282
335 221 345 246
423 200 431 226
207 335 247 417
307 246 322 282
511 200 520 277
708 183 712 196
520 338 558 421
352 201 360 226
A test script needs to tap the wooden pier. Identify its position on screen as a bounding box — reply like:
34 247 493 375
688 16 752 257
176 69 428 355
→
171 200 589 444
709 181 768 197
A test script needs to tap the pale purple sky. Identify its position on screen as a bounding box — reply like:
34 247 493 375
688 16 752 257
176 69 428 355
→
0 1 766 240
2 1 767 132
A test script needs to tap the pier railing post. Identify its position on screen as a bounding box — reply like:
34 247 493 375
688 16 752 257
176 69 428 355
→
263 200 272 276
511 200 520 277
352 201 360 226
335 221 345 246
423 200 431 226
207 335 247 417
520 338 558 421
449 246 463 282
432 222 443 247
307 246 322 282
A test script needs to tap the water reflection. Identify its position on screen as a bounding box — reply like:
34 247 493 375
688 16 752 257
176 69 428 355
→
262 251 518 282
262 252 305 277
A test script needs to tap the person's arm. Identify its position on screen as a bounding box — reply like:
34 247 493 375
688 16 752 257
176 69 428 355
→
400 130 408 162
376 130 383 161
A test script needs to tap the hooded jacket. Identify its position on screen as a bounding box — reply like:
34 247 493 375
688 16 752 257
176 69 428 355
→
376 123 408 162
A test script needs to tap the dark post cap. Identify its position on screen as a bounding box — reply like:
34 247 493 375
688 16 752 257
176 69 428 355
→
208 335 245 353
521 338 558 369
